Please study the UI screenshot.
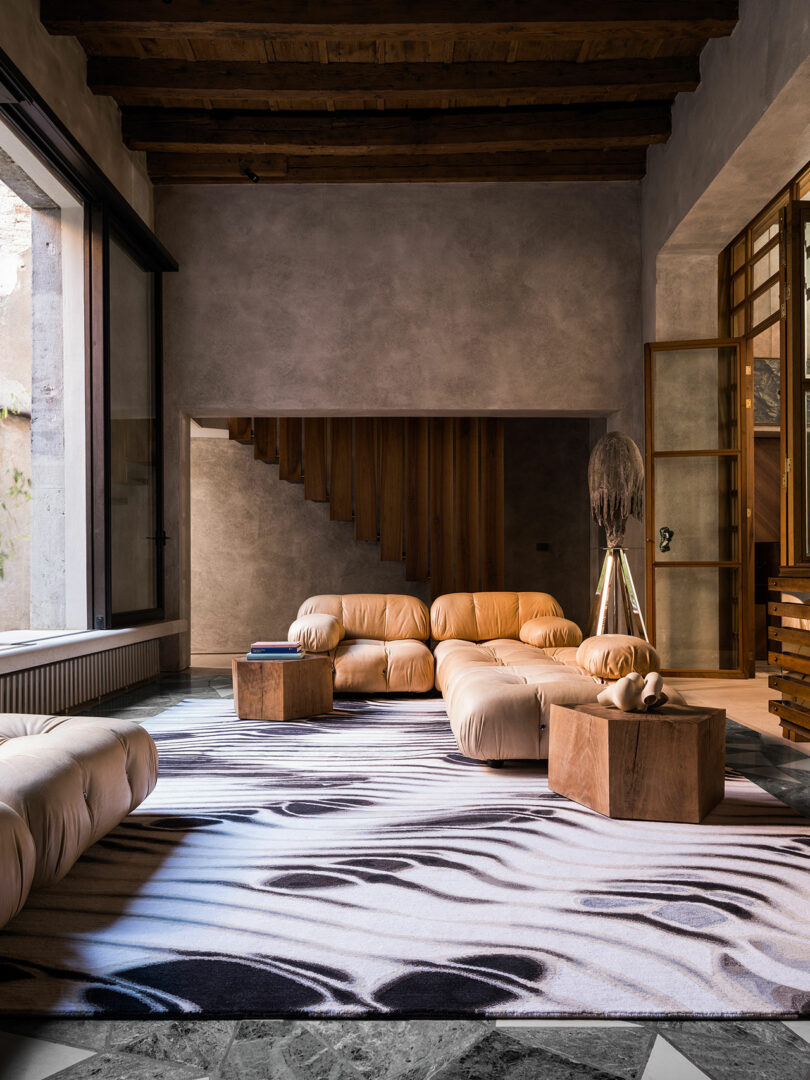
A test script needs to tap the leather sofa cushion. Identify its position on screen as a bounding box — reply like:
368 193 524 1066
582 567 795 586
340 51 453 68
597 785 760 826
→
576 635 661 680
519 616 582 649
433 638 601 759
0 714 158 891
430 591 563 642
0 800 35 928
297 594 430 642
289 612 343 653
333 639 434 693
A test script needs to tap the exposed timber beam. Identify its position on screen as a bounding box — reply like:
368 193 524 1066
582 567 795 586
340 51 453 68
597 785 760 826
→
145 148 648 183
123 104 671 157
41 1 739 42
88 57 699 108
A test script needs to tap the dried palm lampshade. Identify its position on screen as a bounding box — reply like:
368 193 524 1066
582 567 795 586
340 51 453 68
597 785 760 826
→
586 432 649 641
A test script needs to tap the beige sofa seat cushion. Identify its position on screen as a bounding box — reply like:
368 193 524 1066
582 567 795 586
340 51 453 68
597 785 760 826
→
519 616 582 649
436 639 601 759
0 714 158 890
297 593 429 642
431 591 563 642
0 800 35 928
576 635 661 680
333 639 434 693
288 612 343 653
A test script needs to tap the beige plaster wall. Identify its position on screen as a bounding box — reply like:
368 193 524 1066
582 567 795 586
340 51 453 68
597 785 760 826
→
0 0 152 226
158 181 643 666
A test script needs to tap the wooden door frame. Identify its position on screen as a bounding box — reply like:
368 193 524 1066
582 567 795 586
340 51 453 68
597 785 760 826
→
644 337 754 678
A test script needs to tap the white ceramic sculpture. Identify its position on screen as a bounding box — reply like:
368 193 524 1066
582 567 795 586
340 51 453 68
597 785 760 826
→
597 671 684 712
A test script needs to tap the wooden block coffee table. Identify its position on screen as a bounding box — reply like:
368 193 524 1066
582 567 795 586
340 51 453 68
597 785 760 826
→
548 703 726 823
232 654 332 721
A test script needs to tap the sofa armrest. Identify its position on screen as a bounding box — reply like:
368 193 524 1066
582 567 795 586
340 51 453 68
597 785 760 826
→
288 613 343 653
519 616 582 649
575 634 660 680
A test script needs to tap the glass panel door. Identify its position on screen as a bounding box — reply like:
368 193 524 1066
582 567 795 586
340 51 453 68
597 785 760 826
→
645 340 751 675
107 233 163 624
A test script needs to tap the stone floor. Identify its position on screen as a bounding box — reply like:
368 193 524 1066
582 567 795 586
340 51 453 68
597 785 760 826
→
0 1018 808 1080
0 669 807 1078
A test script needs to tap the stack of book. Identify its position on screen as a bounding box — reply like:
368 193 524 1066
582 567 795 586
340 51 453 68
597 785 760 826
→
245 640 303 661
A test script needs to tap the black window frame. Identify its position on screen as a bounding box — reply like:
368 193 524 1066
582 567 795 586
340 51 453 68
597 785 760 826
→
0 46 177 630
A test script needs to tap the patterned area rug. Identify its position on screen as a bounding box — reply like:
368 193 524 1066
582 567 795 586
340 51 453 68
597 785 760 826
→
0 697 808 1018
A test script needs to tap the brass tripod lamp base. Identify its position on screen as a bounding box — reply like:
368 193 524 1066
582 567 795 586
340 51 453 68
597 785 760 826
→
586 546 648 641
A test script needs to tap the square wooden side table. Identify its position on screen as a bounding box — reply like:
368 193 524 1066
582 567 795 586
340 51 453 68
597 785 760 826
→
232 654 333 721
548 703 726 823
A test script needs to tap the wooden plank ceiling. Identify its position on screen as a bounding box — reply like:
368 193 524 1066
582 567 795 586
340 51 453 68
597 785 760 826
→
41 2 739 183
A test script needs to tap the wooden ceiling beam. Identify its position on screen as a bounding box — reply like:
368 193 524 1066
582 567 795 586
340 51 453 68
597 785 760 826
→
123 104 671 156
41 1 739 42
146 148 647 183
89 57 699 108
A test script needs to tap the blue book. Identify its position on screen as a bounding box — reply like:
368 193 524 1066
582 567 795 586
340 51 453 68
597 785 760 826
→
245 651 303 661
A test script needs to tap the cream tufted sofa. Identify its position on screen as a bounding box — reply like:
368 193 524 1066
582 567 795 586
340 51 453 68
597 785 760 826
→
431 592 659 764
0 713 158 928
290 593 435 692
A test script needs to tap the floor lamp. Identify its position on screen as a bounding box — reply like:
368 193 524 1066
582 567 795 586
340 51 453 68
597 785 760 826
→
585 432 649 642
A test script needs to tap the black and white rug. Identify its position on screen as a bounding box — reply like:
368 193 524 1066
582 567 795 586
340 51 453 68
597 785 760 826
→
0 697 808 1018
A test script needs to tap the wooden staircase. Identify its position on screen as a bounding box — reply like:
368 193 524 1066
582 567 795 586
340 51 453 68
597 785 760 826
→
227 416 504 597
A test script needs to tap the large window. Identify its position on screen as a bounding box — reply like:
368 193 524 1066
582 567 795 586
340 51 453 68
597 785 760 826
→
0 119 88 639
0 47 175 638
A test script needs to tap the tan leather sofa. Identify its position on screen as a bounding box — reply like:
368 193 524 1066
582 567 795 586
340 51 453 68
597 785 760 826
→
290 593 435 692
0 713 158 928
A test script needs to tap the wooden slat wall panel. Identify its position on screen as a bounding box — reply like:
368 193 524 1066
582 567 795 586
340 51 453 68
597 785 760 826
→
405 417 429 580
354 418 378 541
253 417 277 462
379 418 404 561
303 417 328 500
278 417 302 482
480 417 505 590
329 418 353 521
228 416 252 443
430 417 455 598
454 417 480 592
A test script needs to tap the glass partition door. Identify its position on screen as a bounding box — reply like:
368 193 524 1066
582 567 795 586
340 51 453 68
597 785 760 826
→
645 340 752 676
107 233 163 625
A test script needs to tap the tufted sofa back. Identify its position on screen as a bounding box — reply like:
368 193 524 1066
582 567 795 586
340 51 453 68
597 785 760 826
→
430 591 564 642
296 593 430 642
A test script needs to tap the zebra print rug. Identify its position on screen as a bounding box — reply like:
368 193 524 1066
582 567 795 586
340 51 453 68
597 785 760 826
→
0 697 808 1018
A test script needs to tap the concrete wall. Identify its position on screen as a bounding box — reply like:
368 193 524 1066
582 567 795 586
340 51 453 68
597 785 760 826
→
158 181 642 664
642 0 810 340
0 0 152 226
0 181 31 630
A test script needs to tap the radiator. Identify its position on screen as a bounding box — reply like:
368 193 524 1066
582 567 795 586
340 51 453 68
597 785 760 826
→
0 639 160 714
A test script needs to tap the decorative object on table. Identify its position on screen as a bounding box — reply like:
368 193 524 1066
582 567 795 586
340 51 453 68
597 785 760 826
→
549 701 726 823
232 652 332 720
246 640 303 661
585 431 649 641
596 670 685 712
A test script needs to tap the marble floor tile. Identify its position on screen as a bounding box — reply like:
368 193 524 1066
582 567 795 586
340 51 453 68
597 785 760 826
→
302 1020 488 1078
105 1020 235 1071
395 1028 626 1080
44 1051 208 1079
219 1022 357 1080
640 1037 709 1080
500 1025 657 1080
0 1020 110 1051
652 1021 810 1080
784 1020 810 1044
0 1032 95 1080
